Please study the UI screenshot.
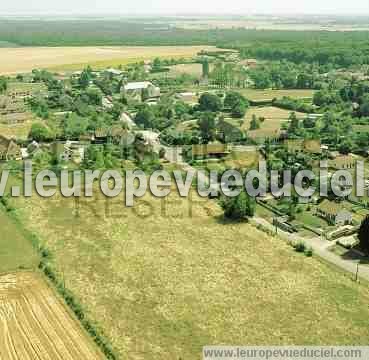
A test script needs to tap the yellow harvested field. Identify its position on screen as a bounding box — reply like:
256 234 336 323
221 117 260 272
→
0 272 104 360
242 106 305 140
0 46 217 74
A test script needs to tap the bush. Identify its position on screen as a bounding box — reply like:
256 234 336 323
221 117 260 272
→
293 240 306 253
304 246 313 257
219 191 255 221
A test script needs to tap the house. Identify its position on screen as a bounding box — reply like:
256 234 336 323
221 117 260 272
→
51 141 85 164
102 97 113 109
192 143 231 159
93 128 109 144
0 135 22 161
119 112 136 129
105 68 123 77
122 81 160 102
176 92 198 105
284 139 321 154
329 154 356 170
316 200 352 226
239 59 258 69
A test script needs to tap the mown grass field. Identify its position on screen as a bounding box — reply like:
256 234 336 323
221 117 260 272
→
242 106 305 140
0 209 39 273
239 89 314 102
168 63 214 77
4 181 369 359
0 46 217 74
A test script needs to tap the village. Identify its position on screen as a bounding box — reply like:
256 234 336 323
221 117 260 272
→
1 46 369 285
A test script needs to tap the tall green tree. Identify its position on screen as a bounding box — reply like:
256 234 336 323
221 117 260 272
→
358 216 369 254
219 191 255 221
197 112 216 143
198 92 222 112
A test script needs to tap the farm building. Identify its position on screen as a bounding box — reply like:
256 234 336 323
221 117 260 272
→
192 143 231 159
329 155 356 170
51 141 85 164
316 200 352 226
239 59 258 69
0 135 22 161
122 81 160 102
176 92 198 105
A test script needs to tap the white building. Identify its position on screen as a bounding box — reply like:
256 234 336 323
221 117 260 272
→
122 81 160 102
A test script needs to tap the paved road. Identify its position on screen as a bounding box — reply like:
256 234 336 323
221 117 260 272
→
251 216 369 282
161 144 369 283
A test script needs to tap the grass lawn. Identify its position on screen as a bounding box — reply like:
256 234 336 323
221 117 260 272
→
294 210 329 230
239 89 314 102
5 182 369 359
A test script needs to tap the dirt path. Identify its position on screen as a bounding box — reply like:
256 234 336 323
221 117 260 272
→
0 272 104 360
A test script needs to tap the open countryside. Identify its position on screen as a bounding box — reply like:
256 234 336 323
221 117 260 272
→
1 11 369 360
0 46 217 74
5 189 369 359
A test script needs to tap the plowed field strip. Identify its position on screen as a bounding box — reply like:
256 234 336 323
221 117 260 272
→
0 272 103 360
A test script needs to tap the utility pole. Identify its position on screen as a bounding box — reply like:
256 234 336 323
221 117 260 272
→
355 263 359 282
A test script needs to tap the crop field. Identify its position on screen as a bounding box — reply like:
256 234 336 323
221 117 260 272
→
0 272 104 359
0 46 217 74
239 89 314 102
4 184 369 359
168 63 214 77
0 114 34 139
242 106 304 140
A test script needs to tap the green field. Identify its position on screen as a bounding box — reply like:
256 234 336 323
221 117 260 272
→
0 208 39 273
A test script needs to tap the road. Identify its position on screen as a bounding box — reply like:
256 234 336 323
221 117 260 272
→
161 144 369 283
251 216 369 282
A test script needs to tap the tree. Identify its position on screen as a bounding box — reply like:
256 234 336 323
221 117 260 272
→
63 113 89 139
358 216 369 254
338 139 353 155
135 106 155 128
219 191 255 221
78 69 91 89
250 114 260 130
29 122 53 142
198 92 222 112
288 112 300 134
0 77 7 94
224 91 247 109
197 112 216 143
232 102 247 118
85 88 102 106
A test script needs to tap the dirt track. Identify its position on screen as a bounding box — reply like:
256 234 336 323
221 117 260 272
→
0 272 103 360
